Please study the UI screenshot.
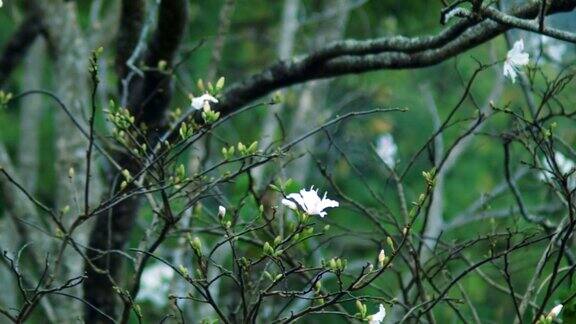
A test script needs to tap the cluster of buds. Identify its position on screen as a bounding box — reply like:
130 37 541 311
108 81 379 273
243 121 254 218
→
262 240 283 257
289 223 314 242
177 265 190 278
239 257 251 270
221 145 235 160
178 121 196 140
120 169 132 190
88 46 104 74
107 100 135 130
355 300 369 320
189 235 202 255
186 235 208 279
197 77 225 95
221 141 259 160
169 107 182 123
422 168 436 187
263 270 283 282
238 141 259 156
326 257 347 272
169 163 187 190
201 104 220 124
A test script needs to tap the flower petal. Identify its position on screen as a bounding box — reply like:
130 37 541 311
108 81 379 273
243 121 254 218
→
281 198 297 210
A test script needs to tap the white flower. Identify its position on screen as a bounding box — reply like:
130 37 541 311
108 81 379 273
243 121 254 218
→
137 262 174 307
538 152 576 189
548 304 563 319
368 304 386 324
0 1 3 8
218 205 226 218
281 198 297 210
191 93 218 110
376 134 397 168
283 186 339 217
503 39 529 83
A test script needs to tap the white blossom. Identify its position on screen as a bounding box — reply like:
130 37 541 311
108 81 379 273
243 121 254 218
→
503 39 529 83
218 205 226 218
548 304 563 319
538 152 576 190
137 262 174 307
376 134 397 168
281 198 297 210
283 186 339 217
368 304 386 324
191 93 218 110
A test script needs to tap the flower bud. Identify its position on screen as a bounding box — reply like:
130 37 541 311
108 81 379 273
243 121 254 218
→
387 236 395 250
263 242 274 255
548 304 563 319
218 205 226 218
191 236 202 253
378 249 386 268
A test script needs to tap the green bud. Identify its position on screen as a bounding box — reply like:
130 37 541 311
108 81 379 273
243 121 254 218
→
215 76 225 91
191 236 202 253
178 265 189 277
387 236 395 250
263 242 274 255
274 235 282 246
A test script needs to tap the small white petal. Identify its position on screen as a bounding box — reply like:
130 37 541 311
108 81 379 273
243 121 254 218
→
191 94 218 110
281 198 297 210
369 304 386 324
503 40 529 83
549 304 563 318
503 62 517 83
287 192 307 210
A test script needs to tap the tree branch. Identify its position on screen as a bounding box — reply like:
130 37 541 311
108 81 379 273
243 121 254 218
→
0 14 44 87
216 0 576 115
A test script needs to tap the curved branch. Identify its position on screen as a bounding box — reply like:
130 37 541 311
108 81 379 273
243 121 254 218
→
217 0 576 115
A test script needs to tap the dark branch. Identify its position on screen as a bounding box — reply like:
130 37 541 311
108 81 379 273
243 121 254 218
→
216 0 576 116
115 0 146 79
0 15 44 87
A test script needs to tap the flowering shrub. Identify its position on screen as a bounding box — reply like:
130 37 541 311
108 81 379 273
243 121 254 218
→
0 2 575 324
